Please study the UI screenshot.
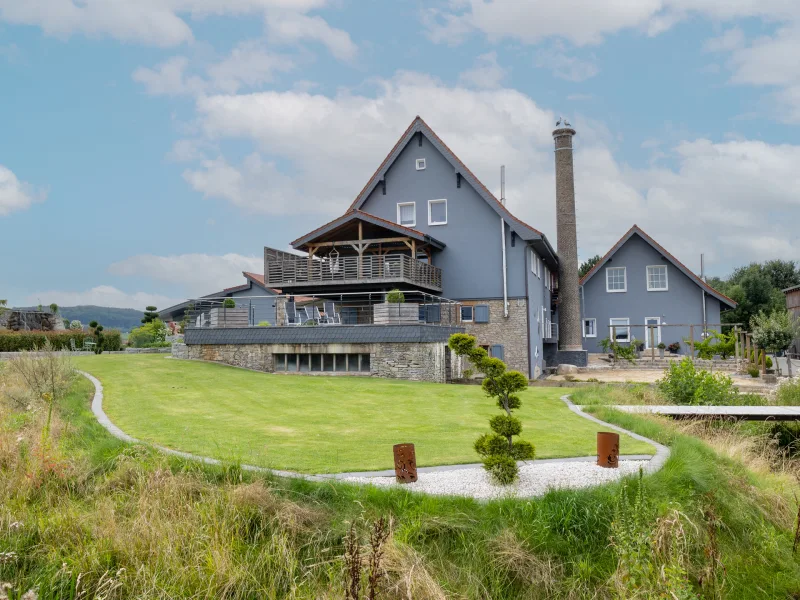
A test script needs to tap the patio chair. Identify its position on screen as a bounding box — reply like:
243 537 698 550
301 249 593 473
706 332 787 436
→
306 305 323 325
69 338 77 352
284 301 304 326
82 339 96 352
322 301 341 325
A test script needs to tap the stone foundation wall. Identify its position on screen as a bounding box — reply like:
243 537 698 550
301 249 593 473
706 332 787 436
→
372 342 454 383
461 298 529 376
188 343 274 372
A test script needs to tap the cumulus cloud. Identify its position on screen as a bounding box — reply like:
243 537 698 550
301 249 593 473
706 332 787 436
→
0 164 46 216
108 252 263 297
180 70 799 271
23 285 180 311
132 56 206 96
534 44 599 82
0 0 327 47
265 10 357 61
458 52 508 89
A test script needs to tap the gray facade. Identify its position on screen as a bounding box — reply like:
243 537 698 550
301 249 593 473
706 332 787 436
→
580 230 734 354
353 123 557 377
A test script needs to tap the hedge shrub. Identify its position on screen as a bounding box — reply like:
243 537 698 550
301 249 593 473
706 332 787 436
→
0 331 87 352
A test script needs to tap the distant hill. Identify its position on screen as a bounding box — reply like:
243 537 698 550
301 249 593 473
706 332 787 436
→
16 305 145 332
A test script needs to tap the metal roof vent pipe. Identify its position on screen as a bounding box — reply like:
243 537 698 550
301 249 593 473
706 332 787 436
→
500 165 509 318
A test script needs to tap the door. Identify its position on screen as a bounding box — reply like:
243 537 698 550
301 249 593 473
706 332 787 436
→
644 317 661 349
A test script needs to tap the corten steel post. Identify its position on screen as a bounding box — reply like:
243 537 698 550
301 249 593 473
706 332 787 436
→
597 432 619 469
393 443 418 483
553 126 583 352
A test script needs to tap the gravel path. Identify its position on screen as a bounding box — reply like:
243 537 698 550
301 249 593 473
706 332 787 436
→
340 460 649 500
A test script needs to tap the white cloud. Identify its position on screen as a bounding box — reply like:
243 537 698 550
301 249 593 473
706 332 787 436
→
132 56 206 96
183 70 800 270
534 44 599 82
0 0 327 47
704 27 745 53
0 164 46 216
109 252 263 297
206 40 295 93
24 285 180 311
424 0 800 47
265 10 357 61
458 51 508 89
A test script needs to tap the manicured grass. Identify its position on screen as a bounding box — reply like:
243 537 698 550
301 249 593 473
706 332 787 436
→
73 355 654 473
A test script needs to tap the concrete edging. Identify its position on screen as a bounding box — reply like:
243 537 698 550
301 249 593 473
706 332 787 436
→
79 370 671 487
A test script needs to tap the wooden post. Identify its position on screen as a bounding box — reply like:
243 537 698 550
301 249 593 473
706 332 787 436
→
761 347 767 375
689 325 695 359
745 334 751 363
734 326 739 361
650 326 655 361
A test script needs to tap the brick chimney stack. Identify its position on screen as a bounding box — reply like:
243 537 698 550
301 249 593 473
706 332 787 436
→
553 125 583 352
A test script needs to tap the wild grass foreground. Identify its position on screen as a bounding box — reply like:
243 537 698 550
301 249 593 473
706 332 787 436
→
2 352 800 598
72 355 653 472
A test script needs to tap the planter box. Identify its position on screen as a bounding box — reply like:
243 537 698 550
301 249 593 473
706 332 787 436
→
208 307 249 328
374 302 419 325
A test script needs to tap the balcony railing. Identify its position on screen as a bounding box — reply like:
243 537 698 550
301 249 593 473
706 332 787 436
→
265 252 443 292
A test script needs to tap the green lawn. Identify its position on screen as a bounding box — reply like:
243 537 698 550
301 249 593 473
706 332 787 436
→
74 355 653 473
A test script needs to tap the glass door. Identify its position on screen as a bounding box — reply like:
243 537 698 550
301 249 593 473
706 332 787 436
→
645 317 661 348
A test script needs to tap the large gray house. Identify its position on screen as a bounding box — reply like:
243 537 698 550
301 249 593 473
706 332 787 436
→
579 226 737 354
181 116 734 380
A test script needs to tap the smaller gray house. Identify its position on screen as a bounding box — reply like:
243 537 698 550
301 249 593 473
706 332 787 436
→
159 271 280 326
579 225 737 354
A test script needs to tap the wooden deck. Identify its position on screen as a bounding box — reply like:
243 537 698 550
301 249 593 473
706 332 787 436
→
608 405 800 421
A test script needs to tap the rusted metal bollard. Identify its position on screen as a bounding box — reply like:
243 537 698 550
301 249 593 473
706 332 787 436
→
597 432 619 469
393 443 418 483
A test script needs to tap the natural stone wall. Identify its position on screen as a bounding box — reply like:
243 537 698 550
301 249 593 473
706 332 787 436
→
461 298 529 377
172 343 188 359
372 342 453 383
188 344 273 372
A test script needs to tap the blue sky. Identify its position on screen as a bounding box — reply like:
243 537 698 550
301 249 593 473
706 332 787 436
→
1 0 799 309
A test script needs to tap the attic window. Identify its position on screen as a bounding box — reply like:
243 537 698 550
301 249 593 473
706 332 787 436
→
415 158 426 171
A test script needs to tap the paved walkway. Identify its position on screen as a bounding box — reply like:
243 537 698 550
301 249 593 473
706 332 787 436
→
609 404 800 421
79 371 671 495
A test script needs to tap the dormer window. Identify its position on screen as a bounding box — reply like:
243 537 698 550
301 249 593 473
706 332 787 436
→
415 158 426 170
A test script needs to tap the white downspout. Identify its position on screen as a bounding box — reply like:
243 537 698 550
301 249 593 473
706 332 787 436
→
500 165 509 318
701 253 707 336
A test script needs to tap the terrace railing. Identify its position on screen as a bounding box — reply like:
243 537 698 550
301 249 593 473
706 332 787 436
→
265 252 443 292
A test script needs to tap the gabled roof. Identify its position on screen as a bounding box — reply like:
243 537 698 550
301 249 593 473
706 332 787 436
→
783 284 800 294
579 225 738 309
344 116 557 263
291 209 446 251
242 271 280 294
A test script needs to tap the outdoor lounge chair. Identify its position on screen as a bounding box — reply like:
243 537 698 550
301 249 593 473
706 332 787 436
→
284 301 304 326
322 301 341 325
306 306 323 325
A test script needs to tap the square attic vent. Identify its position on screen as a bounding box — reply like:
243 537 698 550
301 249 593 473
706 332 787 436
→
415 158 426 170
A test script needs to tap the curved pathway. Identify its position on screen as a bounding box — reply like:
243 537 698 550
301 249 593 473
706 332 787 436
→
80 371 671 497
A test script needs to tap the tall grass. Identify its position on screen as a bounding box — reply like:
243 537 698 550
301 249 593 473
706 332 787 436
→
1 361 800 598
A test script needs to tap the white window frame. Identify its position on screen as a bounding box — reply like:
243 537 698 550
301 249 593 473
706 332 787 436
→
428 199 447 225
415 158 426 170
396 202 416 227
530 249 536 274
609 318 630 343
606 266 627 293
644 317 662 348
544 266 550 290
646 265 668 292
583 318 597 338
537 256 542 278
460 305 474 323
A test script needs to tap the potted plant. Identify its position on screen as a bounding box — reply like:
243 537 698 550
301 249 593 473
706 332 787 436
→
667 342 680 355
657 342 666 358
374 289 420 325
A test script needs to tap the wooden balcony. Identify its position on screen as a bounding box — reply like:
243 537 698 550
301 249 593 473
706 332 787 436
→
265 251 443 293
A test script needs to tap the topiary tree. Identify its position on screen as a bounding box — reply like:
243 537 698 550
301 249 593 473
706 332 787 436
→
69 319 82 330
448 333 534 484
49 303 59 314
142 306 159 324
89 321 105 354
223 298 236 309
385 289 405 304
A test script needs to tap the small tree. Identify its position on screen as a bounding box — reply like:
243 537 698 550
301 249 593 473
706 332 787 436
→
89 322 105 354
579 254 602 278
142 306 159 324
751 310 799 354
49 303 59 314
448 333 534 484
69 319 82 330
385 289 405 303
223 298 236 309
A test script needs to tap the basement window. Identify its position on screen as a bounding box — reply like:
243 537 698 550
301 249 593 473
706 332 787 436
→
416 158 427 170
